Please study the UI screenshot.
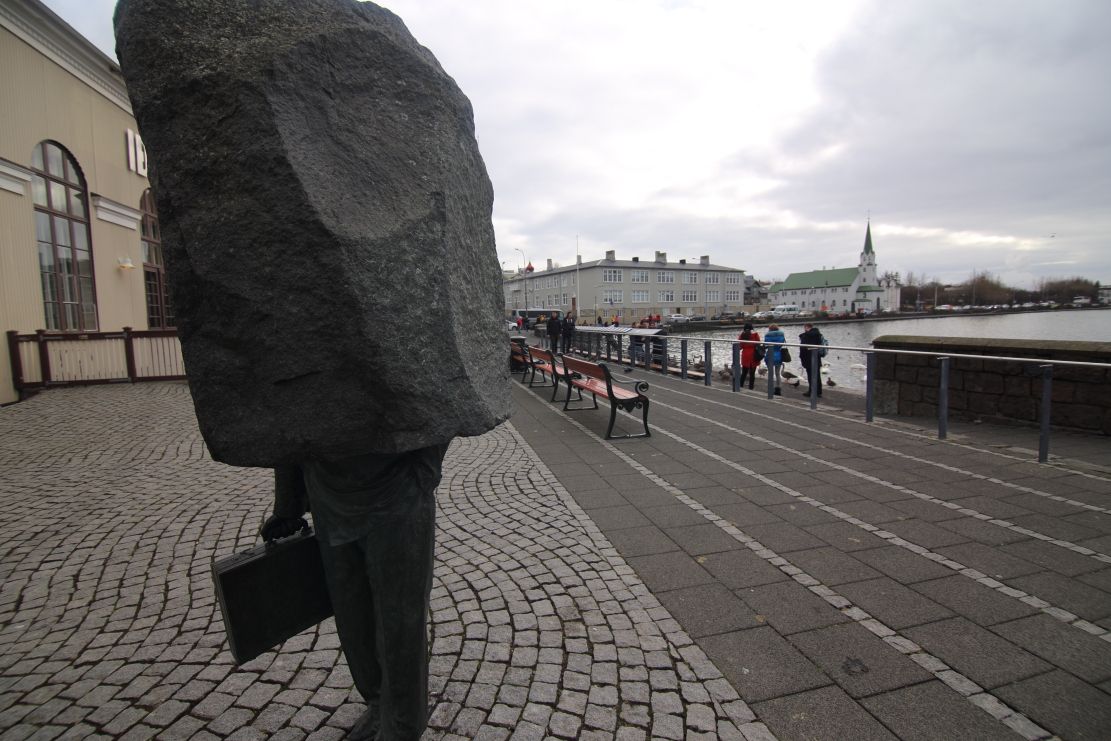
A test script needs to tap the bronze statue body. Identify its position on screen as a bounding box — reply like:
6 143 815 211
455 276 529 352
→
115 1 510 738
264 449 448 739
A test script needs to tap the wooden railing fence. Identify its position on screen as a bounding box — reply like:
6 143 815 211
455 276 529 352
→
6 328 185 395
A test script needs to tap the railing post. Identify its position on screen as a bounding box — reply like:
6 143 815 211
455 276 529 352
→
6 331 24 393
704 341 712 386
123 326 138 382
616 335 623 365
680 339 688 379
938 356 950 440
659 338 668 375
36 329 52 384
809 350 819 410
1039 364 1053 463
865 351 875 422
732 342 741 392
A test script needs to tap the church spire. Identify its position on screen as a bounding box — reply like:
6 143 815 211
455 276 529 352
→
863 219 874 255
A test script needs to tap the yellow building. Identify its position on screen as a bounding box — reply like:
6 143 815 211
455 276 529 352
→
1 0 179 405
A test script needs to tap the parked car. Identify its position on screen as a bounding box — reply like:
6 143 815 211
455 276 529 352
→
751 310 774 320
665 314 690 323
689 315 706 322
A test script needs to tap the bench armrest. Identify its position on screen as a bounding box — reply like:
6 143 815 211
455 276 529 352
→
610 376 649 394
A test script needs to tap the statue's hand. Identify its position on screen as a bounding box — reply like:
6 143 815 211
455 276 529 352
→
260 514 307 543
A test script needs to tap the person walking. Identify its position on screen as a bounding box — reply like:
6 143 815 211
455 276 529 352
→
798 323 823 397
546 313 562 351
737 322 761 390
561 313 576 354
763 323 787 396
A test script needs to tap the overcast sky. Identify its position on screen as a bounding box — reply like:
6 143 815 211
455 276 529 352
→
45 0 1111 288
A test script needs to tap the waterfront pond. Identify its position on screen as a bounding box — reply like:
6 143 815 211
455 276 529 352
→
672 307 1111 393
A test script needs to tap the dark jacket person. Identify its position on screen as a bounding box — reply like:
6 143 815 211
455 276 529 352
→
546 314 562 351
798 323 823 397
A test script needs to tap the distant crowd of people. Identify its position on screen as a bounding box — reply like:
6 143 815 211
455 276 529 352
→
738 321 826 396
513 312 829 398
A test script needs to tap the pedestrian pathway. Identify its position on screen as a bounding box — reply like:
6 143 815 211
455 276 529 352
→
510 362 1111 740
2 376 1109 739
0 383 769 740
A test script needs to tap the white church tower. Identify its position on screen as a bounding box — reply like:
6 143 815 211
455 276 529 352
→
859 220 877 286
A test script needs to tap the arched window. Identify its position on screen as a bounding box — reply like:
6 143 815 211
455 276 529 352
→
140 189 174 328
31 141 97 331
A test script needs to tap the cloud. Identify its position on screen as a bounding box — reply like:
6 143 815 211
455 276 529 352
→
42 0 1111 289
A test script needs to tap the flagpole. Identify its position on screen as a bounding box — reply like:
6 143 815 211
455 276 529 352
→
575 235 580 317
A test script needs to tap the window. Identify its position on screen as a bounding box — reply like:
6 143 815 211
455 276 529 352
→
561 293 568 306
561 275 567 287
630 269 649 283
658 289 674 303
704 272 719 284
657 271 674 284
681 290 698 302
631 290 649 303
726 273 741 284
140 189 174 329
603 289 622 304
705 290 720 303
683 271 698 284
725 290 741 302
603 268 622 283
32 141 97 331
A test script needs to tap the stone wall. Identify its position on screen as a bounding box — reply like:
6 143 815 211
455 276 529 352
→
872 336 1111 435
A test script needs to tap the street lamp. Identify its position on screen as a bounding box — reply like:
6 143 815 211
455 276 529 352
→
514 247 533 325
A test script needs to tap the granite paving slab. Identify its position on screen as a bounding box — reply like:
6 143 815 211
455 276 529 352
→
903 617 1051 689
752 685 898 741
786 622 933 698
861 681 1023 741
993 670 1111 741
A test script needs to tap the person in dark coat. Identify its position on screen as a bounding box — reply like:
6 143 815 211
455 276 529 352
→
546 314 562 351
561 313 576 353
798 323 823 397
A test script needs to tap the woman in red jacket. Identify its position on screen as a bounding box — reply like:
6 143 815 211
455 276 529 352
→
737 322 761 390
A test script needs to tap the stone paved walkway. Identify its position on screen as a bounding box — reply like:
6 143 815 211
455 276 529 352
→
509 360 1111 741
0 383 770 740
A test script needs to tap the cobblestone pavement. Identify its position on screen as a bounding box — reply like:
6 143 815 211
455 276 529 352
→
0 383 770 740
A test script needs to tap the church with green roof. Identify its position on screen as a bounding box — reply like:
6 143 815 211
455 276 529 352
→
768 222 901 313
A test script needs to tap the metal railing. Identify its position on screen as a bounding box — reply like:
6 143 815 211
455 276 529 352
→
6 328 185 396
528 327 1111 464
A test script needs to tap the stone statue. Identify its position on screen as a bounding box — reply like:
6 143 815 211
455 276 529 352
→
115 1 509 737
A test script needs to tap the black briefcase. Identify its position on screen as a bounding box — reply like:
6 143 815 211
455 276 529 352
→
212 529 334 665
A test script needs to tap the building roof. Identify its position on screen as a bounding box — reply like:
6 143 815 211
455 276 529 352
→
503 259 742 282
1 0 132 112
863 220 874 255
858 285 885 293
770 267 859 292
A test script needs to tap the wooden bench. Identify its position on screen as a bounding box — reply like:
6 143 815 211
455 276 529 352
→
559 355 650 439
526 346 567 401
